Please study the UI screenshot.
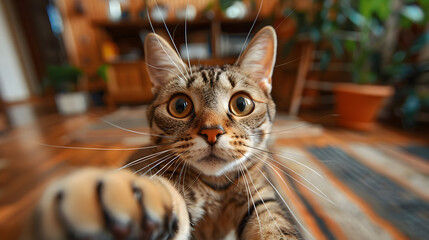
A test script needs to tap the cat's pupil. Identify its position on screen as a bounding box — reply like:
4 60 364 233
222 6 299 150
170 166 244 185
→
236 97 246 112
175 98 188 113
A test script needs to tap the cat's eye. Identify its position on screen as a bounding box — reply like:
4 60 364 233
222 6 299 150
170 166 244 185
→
229 93 255 116
168 94 193 118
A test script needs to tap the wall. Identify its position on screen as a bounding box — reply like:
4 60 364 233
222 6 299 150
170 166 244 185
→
0 0 30 102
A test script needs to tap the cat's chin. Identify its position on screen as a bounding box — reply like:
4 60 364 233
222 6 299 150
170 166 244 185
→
198 154 227 163
191 154 247 176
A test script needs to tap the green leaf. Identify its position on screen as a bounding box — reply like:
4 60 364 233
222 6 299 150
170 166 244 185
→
45 65 83 92
322 21 334 34
343 7 365 27
400 16 413 29
410 31 429 53
309 27 321 43
97 64 110 82
219 0 238 12
331 36 344 57
369 18 385 36
320 50 332 71
344 39 356 53
401 5 425 23
401 93 421 128
360 0 391 21
393 51 407 63
249 0 256 11
418 0 429 22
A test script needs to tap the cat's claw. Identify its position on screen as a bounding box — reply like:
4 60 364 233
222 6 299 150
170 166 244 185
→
32 168 178 240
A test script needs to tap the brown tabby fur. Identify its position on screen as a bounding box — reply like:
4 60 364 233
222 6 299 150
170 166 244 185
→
25 26 301 240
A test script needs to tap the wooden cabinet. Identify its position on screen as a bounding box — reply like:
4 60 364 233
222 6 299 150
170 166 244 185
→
57 0 103 75
106 61 153 107
57 0 287 107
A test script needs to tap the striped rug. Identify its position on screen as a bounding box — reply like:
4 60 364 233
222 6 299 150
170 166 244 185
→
272 143 429 240
74 108 429 239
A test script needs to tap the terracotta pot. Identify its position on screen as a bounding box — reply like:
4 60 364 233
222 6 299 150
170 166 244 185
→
333 83 394 131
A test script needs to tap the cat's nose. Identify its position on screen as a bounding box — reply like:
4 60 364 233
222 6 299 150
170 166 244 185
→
199 126 225 145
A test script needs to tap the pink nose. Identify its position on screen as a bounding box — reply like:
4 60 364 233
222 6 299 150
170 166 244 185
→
199 126 225 145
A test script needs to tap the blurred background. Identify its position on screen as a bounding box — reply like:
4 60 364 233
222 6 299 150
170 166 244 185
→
0 0 428 239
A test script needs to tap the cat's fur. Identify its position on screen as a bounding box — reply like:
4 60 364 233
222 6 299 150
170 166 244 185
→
26 26 300 240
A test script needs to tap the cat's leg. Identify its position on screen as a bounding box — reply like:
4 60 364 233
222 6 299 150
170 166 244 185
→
25 168 190 240
238 198 300 240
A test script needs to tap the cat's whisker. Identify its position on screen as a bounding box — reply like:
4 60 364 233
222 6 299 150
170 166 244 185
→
116 148 174 171
36 142 174 151
168 160 183 181
145 62 187 82
254 163 315 239
235 163 250 209
223 172 234 184
184 0 192 75
151 0 192 76
253 151 328 197
250 114 339 136
239 158 284 237
264 147 308 160
134 152 175 175
148 0 189 72
252 150 327 192
197 53 203 67
146 8 189 80
275 56 303 67
152 0 180 56
172 22 180 40
253 151 332 203
96 115 174 138
274 7 296 30
238 162 262 237
234 0 264 65
155 0 192 77
151 153 183 178
246 145 323 178
176 159 187 190
185 170 201 192
182 162 190 197
160 154 184 178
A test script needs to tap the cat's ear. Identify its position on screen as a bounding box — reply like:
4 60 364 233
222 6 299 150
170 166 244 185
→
144 33 188 92
236 26 277 93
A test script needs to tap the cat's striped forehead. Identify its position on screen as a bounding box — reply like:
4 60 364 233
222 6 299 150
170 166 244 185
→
188 66 236 89
154 65 266 106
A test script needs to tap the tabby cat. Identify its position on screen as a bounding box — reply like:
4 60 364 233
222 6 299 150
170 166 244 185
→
26 26 301 240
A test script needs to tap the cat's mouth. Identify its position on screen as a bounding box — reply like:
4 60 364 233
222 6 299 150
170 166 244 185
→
198 154 227 163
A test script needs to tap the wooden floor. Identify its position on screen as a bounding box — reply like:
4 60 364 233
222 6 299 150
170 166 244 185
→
0 103 427 239
0 104 132 239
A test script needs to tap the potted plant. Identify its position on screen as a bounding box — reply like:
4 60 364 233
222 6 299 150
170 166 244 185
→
44 65 90 115
387 61 429 129
277 0 428 130
333 0 428 131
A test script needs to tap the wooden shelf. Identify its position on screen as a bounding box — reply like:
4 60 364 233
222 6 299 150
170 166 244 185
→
92 15 265 30
92 17 212 29
58 0 275 107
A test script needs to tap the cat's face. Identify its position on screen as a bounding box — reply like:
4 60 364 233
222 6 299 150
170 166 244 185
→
145 27 277 176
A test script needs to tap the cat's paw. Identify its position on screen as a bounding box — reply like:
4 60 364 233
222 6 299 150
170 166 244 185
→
33 168 178 240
